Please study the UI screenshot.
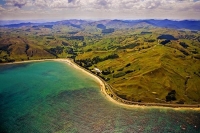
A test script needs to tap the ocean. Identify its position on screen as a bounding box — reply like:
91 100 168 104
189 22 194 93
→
0 61 199 133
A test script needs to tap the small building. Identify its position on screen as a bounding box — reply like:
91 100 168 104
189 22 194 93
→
92 67 102 74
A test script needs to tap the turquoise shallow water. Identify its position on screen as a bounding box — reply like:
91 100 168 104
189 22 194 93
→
0 61 200 133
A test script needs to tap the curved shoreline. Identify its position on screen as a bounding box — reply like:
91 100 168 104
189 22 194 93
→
1 59 200 109
58 59 200 110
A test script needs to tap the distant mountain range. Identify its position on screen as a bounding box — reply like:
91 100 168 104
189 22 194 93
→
1 19 200 30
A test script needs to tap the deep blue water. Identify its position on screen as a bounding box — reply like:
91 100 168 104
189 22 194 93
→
0 61 200 133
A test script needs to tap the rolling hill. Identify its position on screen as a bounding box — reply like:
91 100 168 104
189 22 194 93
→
0 19 200 104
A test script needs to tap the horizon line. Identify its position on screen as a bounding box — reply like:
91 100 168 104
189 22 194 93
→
1 18 200 23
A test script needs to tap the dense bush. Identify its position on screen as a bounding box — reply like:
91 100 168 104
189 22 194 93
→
166 90 176 102
86 49 92 52
179 49 189 56
92 56 101 64
62 41 70 46
0 44 11 51
157 34 177 40
125 63 131 67
46 36 54 39
65 47 74 54
70 24 81 29
179 42 188 48
68 32 78 34
146 39 156 42
67 36 84 41
102 68 114 75
102 28 115 34
141 31 152 34
176 99 185 104
44 25 53 29
113 72 126 78
117 68 124 71
125 70 134 74
118 43 139 49
76 53 119 68
46 46 64 56
193 54 200 59
106 54 119 59
160 40 170 45
97 24 106 29
92 54 119 64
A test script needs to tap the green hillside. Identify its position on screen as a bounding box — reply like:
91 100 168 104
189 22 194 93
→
0 21 200 104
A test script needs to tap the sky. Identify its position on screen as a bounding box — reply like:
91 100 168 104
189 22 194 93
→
0 0 200 20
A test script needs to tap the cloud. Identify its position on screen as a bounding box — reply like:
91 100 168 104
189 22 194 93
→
50 0 81 8
68 0 78 4
1 0 200 20
94 0 162 10
95 0 112 8
34 0 49 7
0 5 6 11
192 1 200 10
144 1 161 9
33 0 81 8
4 0 199 11
159 0 200 11
5 0 27 8
3 0 200 10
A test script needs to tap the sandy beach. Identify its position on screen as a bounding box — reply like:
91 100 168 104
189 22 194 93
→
1 58 200 110
53 59 200 110
0 59 53 65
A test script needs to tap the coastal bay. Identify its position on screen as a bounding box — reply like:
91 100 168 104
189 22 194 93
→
0 60 200 132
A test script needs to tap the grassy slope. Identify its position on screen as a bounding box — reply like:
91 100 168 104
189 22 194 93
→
76 28 200 104
0 24 200 104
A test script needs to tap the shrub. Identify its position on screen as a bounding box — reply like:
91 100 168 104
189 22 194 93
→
176 99 185 104
117 43 139 49
102 70 111 75
46 46 64 56
125 70 134 74
179 42 188 48
102 28 114 34
117 68 124 71
86 49 92 52
97 24 106 29
113 72 126 78
125 63 131 67
62 41 70 46
166 90 176 102
147 39 156 42
157 34 177 40
160 40 170 45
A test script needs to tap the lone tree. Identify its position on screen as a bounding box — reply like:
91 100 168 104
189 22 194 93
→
166 90 176 102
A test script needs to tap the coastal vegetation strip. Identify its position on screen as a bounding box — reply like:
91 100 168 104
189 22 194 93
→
66 59 200 109
1 20 200 105
1 58 200 109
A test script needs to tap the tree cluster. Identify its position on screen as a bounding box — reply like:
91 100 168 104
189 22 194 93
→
166 90 176 102
157 34 177 40
75 54 119 68
117 43 139 49
67 36 84 41
97 24 106 30
46 46 64 56
160 40 170 45
102 28 115 34
179 42 188 48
